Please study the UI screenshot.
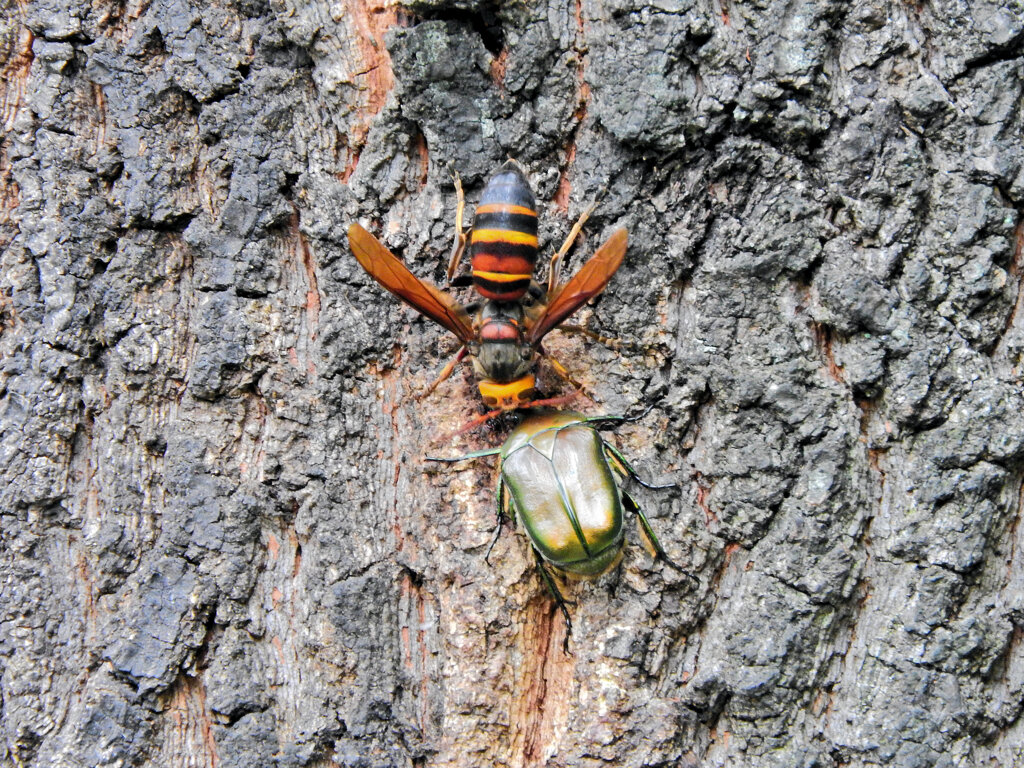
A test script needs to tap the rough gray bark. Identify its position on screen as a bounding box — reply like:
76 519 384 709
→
1 0 1023 765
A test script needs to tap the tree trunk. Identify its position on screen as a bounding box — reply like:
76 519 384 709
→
1 0 1023 765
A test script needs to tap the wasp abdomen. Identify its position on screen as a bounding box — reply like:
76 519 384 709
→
470 163 539 302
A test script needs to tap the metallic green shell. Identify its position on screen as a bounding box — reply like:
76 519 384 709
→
501 411 624 576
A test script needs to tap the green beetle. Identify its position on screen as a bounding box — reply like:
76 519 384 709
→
428 409 692 646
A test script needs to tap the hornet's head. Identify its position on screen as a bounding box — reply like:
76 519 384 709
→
470 302 538 408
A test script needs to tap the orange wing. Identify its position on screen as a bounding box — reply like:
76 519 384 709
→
348 223 475 343
527 228 628 343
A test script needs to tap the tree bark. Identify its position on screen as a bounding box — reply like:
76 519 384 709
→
1 0 1023 766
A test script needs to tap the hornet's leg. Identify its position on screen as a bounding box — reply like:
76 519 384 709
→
435 385 586 444
547 199 599 295
419 345 469 400
545 351 582 388
431 407 506 443
510 390 585 414
447 172 467 284
556 322 629 350
537 347 599 405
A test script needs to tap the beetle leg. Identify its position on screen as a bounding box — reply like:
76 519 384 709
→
446 171 467 284
623 490 699 588
485 479 508 564
580 403 656 431
420 345 469 400
425 451 510 562
533 551 573 653
580 414 627 429
604 442 677 490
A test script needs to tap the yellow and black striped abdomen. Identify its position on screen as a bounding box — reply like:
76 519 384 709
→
470 163 538 302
